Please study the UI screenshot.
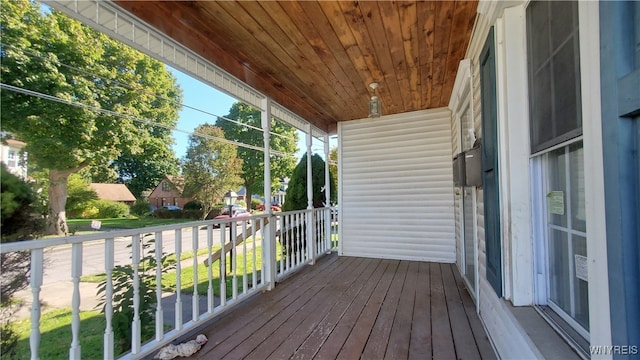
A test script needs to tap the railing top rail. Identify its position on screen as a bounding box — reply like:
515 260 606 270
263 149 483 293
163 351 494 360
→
0 214 270 253
275 207 331 217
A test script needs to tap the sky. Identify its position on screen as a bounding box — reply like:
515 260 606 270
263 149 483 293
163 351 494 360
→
168 67 331 162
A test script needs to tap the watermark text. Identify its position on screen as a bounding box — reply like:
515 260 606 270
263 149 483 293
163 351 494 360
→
590 345 639 356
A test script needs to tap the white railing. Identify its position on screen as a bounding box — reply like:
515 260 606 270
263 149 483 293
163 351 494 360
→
1 207 337 359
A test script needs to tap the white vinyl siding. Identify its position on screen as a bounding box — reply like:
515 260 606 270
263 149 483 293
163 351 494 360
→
339 109 455 262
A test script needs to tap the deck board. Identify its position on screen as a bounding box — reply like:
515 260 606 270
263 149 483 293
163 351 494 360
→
190 255 495 360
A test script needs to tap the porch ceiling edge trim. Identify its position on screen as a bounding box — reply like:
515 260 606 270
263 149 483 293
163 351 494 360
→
43 0 327 137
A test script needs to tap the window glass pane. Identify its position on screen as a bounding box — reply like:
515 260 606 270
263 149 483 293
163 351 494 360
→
570 143 586 232
531 64 553 148
527 0 581 153
547 147 568 227
553 41 581 137
550 1 576 51
548 228 570 311
528 1 550 71
573 235 589 330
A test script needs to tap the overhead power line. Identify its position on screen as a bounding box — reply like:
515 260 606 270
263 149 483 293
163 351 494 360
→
0 42 294 141
0 83 295 157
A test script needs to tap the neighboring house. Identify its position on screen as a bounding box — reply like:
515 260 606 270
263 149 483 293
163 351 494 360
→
89 183 136 206
147 175 191 209
0 138 27 179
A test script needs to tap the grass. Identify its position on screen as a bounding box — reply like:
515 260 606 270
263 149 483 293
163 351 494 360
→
163 245 265 297
80 247 218 283
11 308 104 360
67 217 193 233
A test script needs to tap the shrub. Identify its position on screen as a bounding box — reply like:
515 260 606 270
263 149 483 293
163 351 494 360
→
183 200 202 210
283 153 337 211
91 200 129 218
0 165 44 357
251 198 263 210
130 199 151 216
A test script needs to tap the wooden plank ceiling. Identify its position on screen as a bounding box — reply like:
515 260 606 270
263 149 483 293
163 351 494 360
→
114 1 478 134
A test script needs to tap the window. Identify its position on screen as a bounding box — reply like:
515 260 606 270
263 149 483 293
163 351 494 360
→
527 1 582 154
528 0 588 340
162 181 170 192
7 150 16 168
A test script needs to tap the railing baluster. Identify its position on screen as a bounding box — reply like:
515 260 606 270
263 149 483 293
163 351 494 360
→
131 234 141 354
70 243 82 359
29 248 43 360
325 208 332 253
104 238 114 360
192 226 199 322
232 224 237 300
297 212 303 266
242 220 248 294
154 231 164 341
174 229 182 330
251 219 257 289
220 224 226 307
206 224 214 311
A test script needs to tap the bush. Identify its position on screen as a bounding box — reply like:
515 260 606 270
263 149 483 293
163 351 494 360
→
183 200 202 210
130 199 151 216
283 153 337 211
251 198 263 210
90 200 129 218
0 165 44 357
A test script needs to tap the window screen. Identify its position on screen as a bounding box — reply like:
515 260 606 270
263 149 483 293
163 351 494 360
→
527 1 582 153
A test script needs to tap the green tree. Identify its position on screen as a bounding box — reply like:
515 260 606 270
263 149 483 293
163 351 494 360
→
0 0 182 235
282 153 337 211
182 124 243 220
216 102 298 205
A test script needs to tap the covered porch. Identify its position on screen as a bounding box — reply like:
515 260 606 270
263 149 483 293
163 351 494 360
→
183 254 494 360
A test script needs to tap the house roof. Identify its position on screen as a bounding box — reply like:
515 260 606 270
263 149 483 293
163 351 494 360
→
112 1 478 134
89 183 136 202
164 175 186 194
4 139 26 148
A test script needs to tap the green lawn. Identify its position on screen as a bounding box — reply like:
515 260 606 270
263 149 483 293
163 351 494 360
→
67 217 193 233
11 308 105 360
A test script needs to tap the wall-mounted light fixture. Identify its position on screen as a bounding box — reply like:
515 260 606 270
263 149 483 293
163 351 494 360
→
368 82 381 118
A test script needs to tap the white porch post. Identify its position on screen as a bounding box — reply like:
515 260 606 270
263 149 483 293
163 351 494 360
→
262 97 276 290
324 135 332 253
306 125 315 264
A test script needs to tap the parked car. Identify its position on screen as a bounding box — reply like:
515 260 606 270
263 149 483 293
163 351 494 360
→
162 205 182 211
255 204 281 212
213 208 252 227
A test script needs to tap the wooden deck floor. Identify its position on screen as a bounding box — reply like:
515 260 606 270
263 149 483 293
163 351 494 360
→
190 254 495 360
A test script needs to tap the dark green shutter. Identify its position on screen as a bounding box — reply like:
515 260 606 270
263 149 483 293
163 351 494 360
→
480 27 502 297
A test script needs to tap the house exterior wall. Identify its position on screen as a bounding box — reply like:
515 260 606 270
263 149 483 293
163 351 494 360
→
0 140 27 179
338 108 456 263
450 1 614 358
148 177 190 209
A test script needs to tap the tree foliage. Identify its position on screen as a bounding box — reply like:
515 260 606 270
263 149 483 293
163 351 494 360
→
0 0 182 234
282 153 337 211
182 124 243 220
65 173 98 218
216 102 298 204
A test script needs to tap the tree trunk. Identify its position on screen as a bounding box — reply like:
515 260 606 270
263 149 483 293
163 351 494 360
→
47 169 72 236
